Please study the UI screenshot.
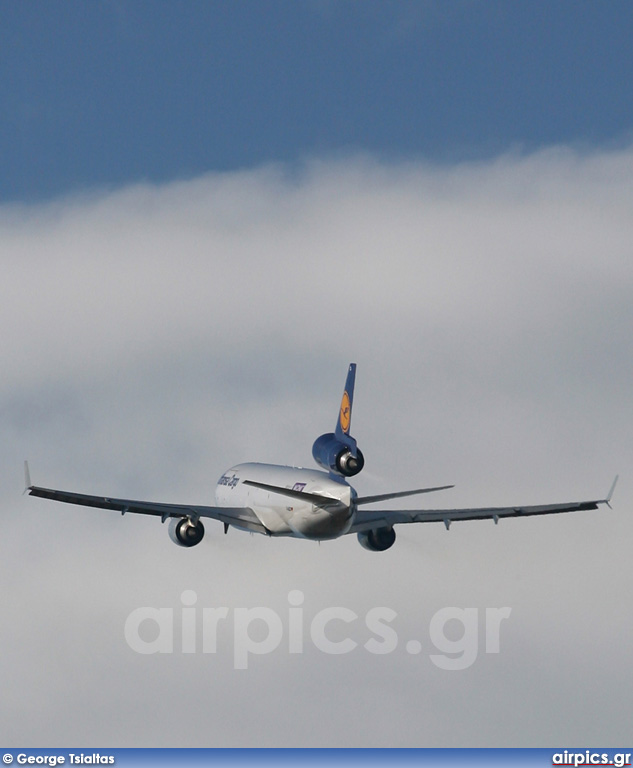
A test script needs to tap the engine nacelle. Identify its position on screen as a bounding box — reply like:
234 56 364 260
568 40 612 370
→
312 432 365 477
168 517 205 547
357 526 396 551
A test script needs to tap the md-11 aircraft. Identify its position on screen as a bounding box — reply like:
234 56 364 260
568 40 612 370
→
26 364 617 551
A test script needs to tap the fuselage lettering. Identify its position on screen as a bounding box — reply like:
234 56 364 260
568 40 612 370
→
218 473 240 489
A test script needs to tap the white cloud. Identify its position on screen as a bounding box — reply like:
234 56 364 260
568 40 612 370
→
2 147 632 746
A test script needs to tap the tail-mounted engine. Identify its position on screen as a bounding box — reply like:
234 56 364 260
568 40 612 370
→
357 526 396 551
168 517 205 547
313 362 365 477
312 432 365 477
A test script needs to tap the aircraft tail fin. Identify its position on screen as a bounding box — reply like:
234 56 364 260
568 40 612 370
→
312 363 364 477
334 363 357 447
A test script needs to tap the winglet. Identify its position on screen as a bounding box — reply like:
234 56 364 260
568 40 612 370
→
606 474 619 508
23 460 32 495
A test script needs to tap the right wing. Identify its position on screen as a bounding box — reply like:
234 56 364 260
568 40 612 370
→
349 477 618 533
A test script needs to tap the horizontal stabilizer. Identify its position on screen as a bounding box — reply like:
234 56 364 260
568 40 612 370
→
243 479 347 509
356 484 454 506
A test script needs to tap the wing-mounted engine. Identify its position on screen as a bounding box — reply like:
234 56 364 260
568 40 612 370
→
312 363 365 478
168 517 205 547
357 526 396 551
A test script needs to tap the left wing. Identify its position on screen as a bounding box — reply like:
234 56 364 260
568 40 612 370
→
26 468 268 535
349 477 618 533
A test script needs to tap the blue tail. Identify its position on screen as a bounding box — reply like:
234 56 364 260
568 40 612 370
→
334 363 357 447
312 363 365 477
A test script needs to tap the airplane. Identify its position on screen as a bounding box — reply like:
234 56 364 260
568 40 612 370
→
25 364 618 551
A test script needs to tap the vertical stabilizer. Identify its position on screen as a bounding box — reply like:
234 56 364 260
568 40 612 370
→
335 363 356 446
312 363 364 476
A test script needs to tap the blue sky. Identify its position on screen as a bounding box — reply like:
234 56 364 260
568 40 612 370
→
2 0 633 202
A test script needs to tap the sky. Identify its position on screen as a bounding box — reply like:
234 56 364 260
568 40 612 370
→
2 0 633 750
3 1 633 202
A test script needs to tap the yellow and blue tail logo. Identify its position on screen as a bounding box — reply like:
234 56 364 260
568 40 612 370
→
335 363 356 443
339 390 351 434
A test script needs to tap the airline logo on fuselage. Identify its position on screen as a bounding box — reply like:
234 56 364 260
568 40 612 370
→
339 391 351 433
218 473 239 489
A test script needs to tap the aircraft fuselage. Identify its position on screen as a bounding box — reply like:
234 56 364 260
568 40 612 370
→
215 462 356 539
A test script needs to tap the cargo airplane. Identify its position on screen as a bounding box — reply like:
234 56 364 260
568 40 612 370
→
26 364 617 551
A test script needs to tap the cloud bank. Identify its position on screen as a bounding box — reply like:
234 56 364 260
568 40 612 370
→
2 147 632 746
